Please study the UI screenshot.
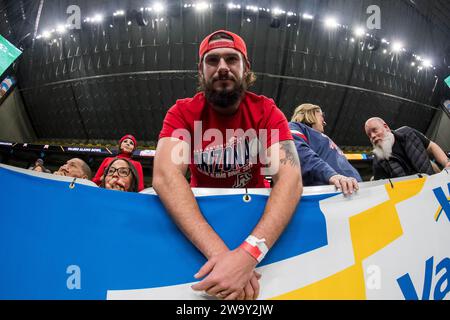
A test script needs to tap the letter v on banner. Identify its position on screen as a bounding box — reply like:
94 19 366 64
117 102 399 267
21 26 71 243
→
433 183 450 222
397 257 434 300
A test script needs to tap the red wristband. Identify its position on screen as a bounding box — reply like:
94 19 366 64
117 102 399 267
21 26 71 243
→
239 241 262 262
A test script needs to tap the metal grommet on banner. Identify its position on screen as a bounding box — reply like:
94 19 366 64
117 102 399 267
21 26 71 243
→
69 178 77 189
388 179 394 189
243 187 251 203
417 173 423 178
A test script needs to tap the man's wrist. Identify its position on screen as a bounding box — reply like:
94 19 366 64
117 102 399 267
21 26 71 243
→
239 235 269 263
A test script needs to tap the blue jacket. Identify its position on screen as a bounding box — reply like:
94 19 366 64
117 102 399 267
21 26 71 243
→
288 122 362 186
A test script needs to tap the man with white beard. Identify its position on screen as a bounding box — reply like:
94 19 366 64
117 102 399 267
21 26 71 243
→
364 117 450 179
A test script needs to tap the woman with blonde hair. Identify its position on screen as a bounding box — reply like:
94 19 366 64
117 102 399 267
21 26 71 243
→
291 104 327 133
289 103 362 195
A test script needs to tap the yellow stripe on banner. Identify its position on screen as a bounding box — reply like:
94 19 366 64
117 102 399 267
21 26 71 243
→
272 264 366 300
385 177 427 203
350 198 404 262
271 176 427 300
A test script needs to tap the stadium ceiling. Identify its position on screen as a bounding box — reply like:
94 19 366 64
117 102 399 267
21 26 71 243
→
0 0 449 148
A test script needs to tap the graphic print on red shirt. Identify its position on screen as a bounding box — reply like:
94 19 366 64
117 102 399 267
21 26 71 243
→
159 92 292 188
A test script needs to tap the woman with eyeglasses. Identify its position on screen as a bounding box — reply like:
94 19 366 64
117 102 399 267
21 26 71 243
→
100 158 140 192
92 134 145 191
289 103 362 196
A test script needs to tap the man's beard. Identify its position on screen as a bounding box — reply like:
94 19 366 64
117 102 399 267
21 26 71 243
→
203 75 245 109
372 132 395 160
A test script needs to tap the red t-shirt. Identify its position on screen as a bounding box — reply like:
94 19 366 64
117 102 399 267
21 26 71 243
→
159 92 292 188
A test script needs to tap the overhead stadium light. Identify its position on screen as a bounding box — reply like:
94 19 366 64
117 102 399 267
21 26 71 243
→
324 17 339 29
153 2 165 13
194 2 210 11
391 41 403 52
272 8 285 16
31 3 438 71
90 14 103 23
228 3 240 10
113 10 125 16
56 24 66 34
353 27 365 37
422 59 432 68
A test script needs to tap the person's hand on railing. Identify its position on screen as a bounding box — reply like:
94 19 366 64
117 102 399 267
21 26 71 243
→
329 174 359 196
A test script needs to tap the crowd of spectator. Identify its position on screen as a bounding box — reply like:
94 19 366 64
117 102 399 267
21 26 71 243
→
28 135 141 193
25 114 450 194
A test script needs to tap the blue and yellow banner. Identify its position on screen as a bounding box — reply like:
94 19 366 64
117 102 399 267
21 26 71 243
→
0 164 448 300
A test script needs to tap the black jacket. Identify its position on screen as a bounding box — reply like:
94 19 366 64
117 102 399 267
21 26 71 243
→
373 126 434 179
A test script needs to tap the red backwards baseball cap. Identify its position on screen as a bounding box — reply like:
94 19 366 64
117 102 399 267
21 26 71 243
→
199 30 249 64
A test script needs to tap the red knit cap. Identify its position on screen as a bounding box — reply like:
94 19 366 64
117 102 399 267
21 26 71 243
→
199 30 249 65
119 134 137 149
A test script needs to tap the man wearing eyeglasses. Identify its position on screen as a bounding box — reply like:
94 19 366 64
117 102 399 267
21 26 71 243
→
153 30 302 300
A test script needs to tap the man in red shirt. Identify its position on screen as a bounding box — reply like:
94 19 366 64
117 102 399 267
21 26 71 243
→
153 30 302 300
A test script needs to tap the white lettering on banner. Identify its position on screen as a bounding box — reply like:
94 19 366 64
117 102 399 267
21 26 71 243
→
66 265 81 290
67 147 102 153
